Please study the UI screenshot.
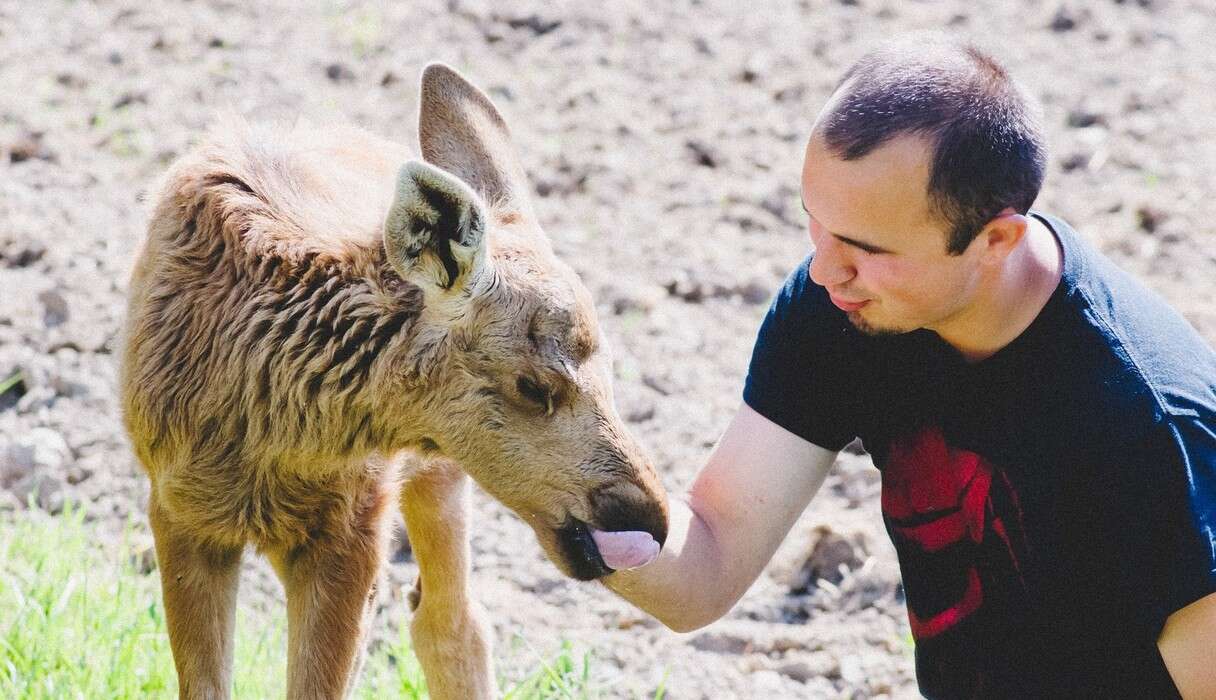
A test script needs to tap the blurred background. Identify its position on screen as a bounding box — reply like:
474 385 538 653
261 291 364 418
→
2 1 1213 697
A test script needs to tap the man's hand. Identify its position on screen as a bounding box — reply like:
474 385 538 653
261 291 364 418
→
604 403 838 631
1159 590 1216 698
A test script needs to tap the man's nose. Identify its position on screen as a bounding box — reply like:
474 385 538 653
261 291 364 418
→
809 232 855 287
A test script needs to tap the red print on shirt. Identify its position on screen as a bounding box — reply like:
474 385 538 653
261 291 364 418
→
882 426 1028 640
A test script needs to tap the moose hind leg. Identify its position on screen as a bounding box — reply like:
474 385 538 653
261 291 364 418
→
149 494 243 700
343 573 382 699
270 490 391 700
400 463 495 700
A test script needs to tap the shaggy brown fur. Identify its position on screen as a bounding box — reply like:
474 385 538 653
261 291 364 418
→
121 64 668 700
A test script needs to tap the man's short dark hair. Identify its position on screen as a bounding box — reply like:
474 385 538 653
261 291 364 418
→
818 36 1047 255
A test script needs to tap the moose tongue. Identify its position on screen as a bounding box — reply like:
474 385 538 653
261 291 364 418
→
590 529 660 571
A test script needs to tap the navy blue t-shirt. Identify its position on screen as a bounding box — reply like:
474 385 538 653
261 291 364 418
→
744 212 1216 699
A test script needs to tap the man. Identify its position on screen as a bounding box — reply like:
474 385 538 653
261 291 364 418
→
605 36 1216 698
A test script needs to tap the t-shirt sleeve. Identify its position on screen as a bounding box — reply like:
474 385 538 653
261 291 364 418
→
1104 413 1216 638
742 255 862 452
1144 416 1216 631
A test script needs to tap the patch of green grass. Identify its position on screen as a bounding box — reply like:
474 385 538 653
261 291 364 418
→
356 622 428 700
502 637 669 700
0 506 665 698
1 506 181 698
0 371 23 397
504 639 592 700
343 7 385 59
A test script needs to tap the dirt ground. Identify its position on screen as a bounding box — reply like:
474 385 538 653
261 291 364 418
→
2 1 1214 697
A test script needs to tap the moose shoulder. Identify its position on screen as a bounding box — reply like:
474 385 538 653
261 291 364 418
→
121 63 668 700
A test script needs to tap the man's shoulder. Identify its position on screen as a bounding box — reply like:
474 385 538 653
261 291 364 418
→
1037 211 1216 421
744 255 872 452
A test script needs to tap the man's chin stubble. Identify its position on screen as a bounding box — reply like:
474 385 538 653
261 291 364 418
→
847 311 907 337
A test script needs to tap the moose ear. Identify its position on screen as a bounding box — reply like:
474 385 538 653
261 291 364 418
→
418 63 534 221
383 160 488 291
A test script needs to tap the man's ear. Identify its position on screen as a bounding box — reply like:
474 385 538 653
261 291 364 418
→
978 209 1029 264
383 160 488 292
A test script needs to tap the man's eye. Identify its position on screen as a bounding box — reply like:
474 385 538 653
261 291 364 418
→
847 241 883 256
516 377 553 413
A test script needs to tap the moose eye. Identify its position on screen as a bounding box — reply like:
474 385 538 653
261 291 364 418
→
515 376 552 414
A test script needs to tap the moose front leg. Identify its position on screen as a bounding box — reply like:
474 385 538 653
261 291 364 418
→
400 463 495 700
149 492 243 700
269 488 392 700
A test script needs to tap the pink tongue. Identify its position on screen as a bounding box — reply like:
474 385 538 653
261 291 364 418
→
590 529 660 570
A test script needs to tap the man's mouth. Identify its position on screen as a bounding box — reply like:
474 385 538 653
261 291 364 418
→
829 292 870 312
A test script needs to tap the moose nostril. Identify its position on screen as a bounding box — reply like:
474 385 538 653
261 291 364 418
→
588 481 669 547
652 519 669 549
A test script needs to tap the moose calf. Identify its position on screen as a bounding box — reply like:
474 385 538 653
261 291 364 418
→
121 64 669 699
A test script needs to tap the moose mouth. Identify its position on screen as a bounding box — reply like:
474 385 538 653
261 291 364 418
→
555 518 663 581
556 519 613 580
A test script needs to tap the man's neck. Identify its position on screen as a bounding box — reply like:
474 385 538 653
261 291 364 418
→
934 217 1064 364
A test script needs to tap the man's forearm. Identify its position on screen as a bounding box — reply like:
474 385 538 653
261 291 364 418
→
603 404 838 632
602 496 736 632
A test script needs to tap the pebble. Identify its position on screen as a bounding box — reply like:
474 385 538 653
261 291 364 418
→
325 62 356 83
39 289 70 327
690 630 753 654
800 527 865 587
685 139 723 169
3 427 73 512
10 471 69 513
2 426 71 487
776 652 840 683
